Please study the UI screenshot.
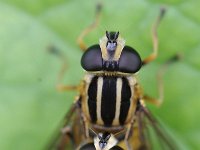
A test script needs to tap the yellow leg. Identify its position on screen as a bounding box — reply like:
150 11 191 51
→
77 3 102 51
81 113 90 138
142 7 166 65
143 54 182 106
124 116 136 150
57 126 72 150
56 85 78 92
48 45 78 92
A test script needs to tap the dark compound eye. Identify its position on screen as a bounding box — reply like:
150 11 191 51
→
110 146 124 150
118 46 142 73
81 45 142 73
79 143 96 150
81 44 103 71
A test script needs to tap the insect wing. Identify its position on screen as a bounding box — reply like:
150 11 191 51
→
133 105 179 150
45 101 82 150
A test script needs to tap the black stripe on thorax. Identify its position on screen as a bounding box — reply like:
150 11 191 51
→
101 76 117 127
87 76 98 123
119 77 131 125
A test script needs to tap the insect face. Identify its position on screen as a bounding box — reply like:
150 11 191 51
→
76 131 124 150
105 31 119 52
94 132 125 150
95 132 114 150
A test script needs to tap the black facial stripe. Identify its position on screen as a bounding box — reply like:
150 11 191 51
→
119 77 131 125
88 76 98 123
106 31 119 41
101 76 117 126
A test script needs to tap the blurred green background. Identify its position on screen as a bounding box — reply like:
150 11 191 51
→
0 0 200 149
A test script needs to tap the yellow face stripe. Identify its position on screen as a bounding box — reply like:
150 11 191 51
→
99 35 125 61
99 35 108 60
113 37 125 61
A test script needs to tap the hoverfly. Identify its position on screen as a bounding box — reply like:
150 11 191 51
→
47 3 179 150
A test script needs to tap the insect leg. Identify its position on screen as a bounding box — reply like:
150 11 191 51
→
56 127 72 150
77 2 102 51
81 113 90 138
124 116 136 150
143 54 181 106
142 7 166 65
48 45 79 91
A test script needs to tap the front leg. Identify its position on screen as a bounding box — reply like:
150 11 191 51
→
124 116 136 150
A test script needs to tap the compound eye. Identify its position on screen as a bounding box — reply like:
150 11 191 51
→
79 143 96 150
118 46 142 73
110 146 124 150
81 45 103 71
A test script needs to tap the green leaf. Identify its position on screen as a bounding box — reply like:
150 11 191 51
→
0 0 199 149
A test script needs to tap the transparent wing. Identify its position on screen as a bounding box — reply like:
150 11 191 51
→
45 100 80 150
132 103 179 150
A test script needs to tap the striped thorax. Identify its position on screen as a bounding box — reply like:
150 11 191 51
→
82 73 137 129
